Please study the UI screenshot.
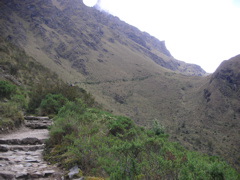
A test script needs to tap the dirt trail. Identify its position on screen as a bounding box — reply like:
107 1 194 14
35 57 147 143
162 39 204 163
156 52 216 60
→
0 116 63 179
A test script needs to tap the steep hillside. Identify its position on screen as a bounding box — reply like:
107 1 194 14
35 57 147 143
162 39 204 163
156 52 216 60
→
0 0 240 171
171 55 240 170
0 0 205 78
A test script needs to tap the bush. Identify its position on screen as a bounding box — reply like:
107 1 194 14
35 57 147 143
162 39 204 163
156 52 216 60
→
0 101 24 132
28 82 95 114
11 93 28 109
108 116 134 136
151 120 165 136
0 81 16 99
39 93 68 115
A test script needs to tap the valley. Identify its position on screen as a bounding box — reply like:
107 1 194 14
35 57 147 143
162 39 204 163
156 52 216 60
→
0 0 240 175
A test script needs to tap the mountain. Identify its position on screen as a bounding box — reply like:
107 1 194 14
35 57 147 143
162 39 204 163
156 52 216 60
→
0 0 239 171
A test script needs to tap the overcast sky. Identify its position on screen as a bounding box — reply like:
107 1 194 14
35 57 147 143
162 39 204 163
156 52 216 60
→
83 0 240 73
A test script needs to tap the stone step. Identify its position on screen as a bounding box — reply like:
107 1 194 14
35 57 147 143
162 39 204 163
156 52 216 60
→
0 119 63 179
24 116 50 121
0 137 45 145
0 169 58 179
25 120 52 129
0 150 62 179
0 144 45 152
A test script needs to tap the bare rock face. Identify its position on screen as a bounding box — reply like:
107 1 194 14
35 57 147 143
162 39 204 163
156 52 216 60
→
0 116 63 179
211 55 240 93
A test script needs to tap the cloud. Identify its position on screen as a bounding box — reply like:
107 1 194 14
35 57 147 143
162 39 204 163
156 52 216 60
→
83 0 98 7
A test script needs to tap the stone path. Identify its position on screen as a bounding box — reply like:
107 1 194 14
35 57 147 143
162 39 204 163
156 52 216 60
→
0 116 63 179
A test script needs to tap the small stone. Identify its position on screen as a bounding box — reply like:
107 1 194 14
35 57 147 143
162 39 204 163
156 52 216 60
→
16 172 29 179
30 172 42 178
24 163 32 167
25 159 40 163
43 170 55 176
14 164 24 168
0 157 9 161
73 177 85 180
68 165 80 179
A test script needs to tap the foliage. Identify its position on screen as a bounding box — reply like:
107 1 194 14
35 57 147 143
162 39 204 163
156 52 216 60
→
0 81 16 99
0 81 26 132
27 82 95 114
151 119 165 136
39 93 68 115
45 101 240 179
0 101 24 132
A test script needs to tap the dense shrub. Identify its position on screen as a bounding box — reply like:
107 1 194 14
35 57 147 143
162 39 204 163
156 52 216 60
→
0 101 24 132
39 93 68 115
0 80 27 132
28 82 95 114
0 80 16 99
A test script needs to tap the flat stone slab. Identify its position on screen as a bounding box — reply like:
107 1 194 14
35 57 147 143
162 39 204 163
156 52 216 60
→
24 116 50 121
25 120 52 129
0 144 45 151
0 127 49 141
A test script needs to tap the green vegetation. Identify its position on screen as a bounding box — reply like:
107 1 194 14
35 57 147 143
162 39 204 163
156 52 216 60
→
0 38 95 132
0 81 25 131
39 93 68 115
27 82 95 115
0 80 16 99
45 100 240 179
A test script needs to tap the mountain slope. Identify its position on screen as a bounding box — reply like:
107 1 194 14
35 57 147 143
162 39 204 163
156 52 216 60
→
172 55 240 170
0 0 240 171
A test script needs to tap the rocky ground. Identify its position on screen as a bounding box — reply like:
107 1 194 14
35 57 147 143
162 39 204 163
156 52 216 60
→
0 116 63 180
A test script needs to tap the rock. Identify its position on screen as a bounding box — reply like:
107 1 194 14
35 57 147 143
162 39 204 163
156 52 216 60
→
0 157 9 161
68 165 80 179
25 157 40 163
24 116 50 120
0 170 15 180
21 137 43 145
16 171 28 179
31 172 42 178
0 139 21 145
24 163 32 167
43 170 55 176
74 177 85 180
16 144 45 151
0 145 8 152
25 121 52 129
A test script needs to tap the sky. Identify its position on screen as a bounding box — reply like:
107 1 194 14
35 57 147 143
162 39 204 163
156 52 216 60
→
83 0 240 73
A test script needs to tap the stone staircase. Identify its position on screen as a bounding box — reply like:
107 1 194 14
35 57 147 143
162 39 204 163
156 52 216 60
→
0 116 63 179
